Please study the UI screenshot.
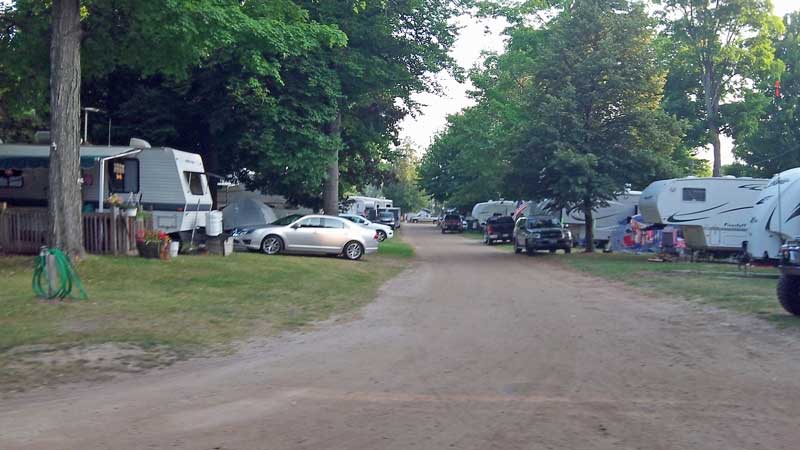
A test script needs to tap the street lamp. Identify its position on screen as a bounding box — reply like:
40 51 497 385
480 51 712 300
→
82 107 104 145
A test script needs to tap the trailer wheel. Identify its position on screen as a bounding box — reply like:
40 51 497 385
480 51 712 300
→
261 235 283 255
777 274 800 316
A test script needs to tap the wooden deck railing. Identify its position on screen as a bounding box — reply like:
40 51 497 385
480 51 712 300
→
0 208 152 255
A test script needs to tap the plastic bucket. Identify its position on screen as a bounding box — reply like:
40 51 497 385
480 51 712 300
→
169 241 180 258
206 211 223 237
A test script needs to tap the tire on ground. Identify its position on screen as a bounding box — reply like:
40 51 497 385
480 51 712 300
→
777 274 800 315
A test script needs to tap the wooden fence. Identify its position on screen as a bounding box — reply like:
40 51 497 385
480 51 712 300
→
0 208 151 255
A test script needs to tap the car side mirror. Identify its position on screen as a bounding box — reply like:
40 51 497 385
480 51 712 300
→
291 224 300 229
564 224 569 228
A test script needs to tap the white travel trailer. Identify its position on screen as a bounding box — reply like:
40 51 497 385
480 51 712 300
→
342 196 393 220
0 138 214 235
640 176 768 253
563 191 641 246
747 168 800 260
471 200 518 227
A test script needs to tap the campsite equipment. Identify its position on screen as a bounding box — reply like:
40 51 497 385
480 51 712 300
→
206 211 223 236
169 241 180 258
32 247 87 300
222 197 278 231
640 176 768 255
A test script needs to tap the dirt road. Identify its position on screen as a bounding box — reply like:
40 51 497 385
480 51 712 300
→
2 224 800 450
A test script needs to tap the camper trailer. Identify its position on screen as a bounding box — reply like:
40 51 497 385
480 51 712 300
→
0 138 215 236
640 176 768 254
471 200 518 228
747 168 800 260
563 192 641 247
342 196 393 221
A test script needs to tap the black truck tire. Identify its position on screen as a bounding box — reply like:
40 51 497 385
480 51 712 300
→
777 274 800 316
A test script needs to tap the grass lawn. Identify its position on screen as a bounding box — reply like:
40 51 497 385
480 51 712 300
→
0 237 413 391
551 252 799 328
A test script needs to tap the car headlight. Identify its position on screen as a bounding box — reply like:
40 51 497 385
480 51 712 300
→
531 233 541 239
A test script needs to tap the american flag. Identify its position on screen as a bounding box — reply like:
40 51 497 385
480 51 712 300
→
513 200 527 220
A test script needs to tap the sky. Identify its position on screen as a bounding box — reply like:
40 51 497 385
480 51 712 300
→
398 0 800 166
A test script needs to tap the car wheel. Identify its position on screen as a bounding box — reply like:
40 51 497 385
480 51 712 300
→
412 219 418 223
549 249 556 254
377 230 387 242
344 241 364 261
261 235 283 255
441 228 446 234
565 247 572 254
777 274 800 315
526 246 535 256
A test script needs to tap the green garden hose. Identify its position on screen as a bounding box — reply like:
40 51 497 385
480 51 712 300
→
32 247 88 300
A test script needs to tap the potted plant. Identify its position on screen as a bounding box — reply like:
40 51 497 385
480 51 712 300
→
106 194 123 214
136 229 171 259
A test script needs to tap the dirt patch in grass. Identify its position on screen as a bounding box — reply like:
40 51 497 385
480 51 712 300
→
0 237 414 392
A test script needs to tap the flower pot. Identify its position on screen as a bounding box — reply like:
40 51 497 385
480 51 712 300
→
136 241 164 259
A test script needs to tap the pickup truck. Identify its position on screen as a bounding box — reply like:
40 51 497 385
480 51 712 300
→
513 216 573 255
408 210 438 224
777 240 800 315
441 214 464 233
483 215 515 244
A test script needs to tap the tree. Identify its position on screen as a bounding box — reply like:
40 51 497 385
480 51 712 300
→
507 0 683 252
382 144 428 213
48 0 83 257
727 12 800 176
658 0 783 176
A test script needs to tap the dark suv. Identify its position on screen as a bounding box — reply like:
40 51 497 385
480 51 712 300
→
377 211 398 229
513 216 572 255
441 214 464 233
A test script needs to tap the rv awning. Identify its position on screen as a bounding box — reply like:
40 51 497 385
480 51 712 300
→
0 144 139 169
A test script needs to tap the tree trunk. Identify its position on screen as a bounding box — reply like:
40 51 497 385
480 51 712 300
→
710 125 722 177
48 0 84 259
322 112 341 215
583 199 595 253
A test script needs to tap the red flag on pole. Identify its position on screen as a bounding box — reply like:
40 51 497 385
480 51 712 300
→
776 80 781 98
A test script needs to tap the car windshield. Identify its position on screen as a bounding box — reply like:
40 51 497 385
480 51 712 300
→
527 218 561 229
271 214 304 226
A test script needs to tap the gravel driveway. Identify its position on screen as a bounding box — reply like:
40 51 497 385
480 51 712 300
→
1 224 799 450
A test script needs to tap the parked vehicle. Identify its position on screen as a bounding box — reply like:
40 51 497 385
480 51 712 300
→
232 214 378 260
471 200 518 229
0 137 217 237
376 210 399 229
747 168 800 261
513 216 573 255
441 214 464 233
777 240 800 315
408 209 438 223
563 191 641 248
484 215 515 244
340 213 394 241
341 196 393 221
380 207 402 228
640 176 768 255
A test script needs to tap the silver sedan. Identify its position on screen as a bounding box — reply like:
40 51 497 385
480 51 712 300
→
232 214 379 260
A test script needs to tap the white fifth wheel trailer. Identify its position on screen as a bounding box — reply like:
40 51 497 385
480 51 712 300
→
0 138 215 235
747 168 800 260
563 191 641 246
640 176 768 254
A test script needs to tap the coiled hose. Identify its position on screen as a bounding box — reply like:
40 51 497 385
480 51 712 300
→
32 247 88 300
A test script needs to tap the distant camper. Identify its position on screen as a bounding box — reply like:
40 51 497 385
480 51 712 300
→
640 176 768 255
747 168 800 261
563 191 641 248
0 138 215 236
471 200 518 229
342 195 393 221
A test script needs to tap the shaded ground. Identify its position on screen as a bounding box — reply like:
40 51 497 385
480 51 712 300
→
1 223 799 450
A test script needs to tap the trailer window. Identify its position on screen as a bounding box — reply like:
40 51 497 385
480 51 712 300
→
0 169 23 188
183 171 205 195
108 159 139 193
682 188 706 202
